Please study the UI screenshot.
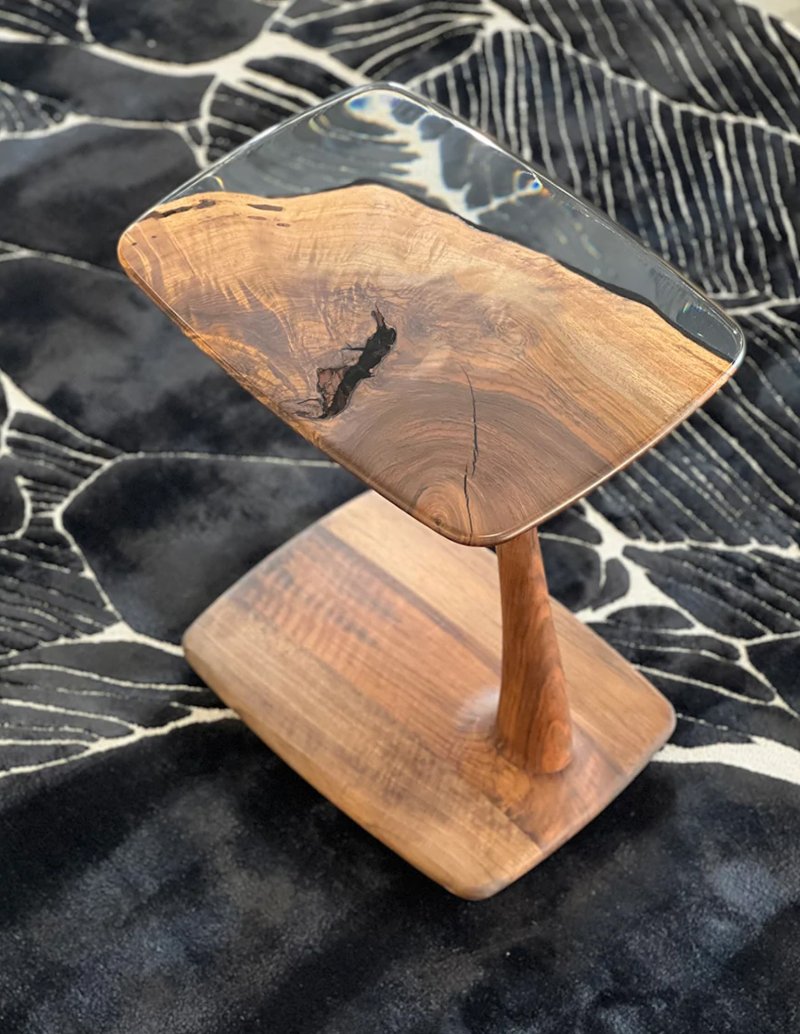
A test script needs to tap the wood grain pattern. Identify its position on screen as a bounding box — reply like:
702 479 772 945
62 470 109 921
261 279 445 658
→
183 491 676 899
496 529 572 773
119 185 733 546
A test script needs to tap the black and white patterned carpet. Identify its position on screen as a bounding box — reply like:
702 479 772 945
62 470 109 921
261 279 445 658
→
0 1 799 1031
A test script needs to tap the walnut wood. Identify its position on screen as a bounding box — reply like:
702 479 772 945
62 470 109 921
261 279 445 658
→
118 185 734 546
183 491 676 899
496 529 572 773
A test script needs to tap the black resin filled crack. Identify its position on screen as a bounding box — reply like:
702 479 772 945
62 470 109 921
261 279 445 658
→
143 197 216 220
304 308 396 419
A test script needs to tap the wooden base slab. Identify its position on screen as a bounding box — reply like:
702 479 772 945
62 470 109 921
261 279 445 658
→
184 492 675 899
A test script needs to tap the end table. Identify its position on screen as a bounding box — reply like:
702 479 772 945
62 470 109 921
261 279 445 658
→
118 83 743 898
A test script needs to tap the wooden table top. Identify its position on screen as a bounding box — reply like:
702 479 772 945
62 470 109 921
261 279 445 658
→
119 183 739 545
118 88 743 546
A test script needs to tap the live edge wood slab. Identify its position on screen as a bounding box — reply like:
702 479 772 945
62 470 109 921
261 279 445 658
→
119 184 731 546
119 174 738 897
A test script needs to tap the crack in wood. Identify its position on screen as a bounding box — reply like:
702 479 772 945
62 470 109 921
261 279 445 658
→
460 365 479 535
143 198 216 221
464 368 479 477
463 464 474 538
300 307 396 420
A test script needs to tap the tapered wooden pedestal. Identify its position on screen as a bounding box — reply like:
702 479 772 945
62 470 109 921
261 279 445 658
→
184 491 675 899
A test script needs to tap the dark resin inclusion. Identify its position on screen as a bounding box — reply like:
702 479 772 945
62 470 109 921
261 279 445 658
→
312 307 396 419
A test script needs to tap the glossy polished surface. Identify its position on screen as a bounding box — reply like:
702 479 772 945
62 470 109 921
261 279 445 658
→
119 84 743 545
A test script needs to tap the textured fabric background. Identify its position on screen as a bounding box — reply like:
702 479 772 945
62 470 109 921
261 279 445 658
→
0 1 799 1031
